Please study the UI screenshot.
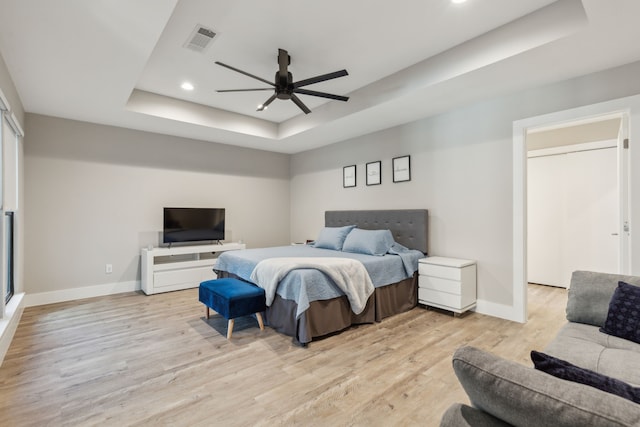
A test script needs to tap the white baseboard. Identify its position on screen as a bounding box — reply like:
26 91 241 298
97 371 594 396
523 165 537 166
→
0 292 25 367
25 281 141 307
475 298 526 323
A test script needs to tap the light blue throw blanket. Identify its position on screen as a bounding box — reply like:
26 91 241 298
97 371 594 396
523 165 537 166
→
250 257 374 314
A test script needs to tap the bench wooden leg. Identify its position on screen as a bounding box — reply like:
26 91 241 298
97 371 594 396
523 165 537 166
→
227 318 235 339
204 305 210 319
256 312 265 331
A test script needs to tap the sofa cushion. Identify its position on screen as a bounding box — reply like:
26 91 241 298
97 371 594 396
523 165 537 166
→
544 322 640 387
600 281 640 345
567 271 640 327
452 346 640 427
531 350 640 404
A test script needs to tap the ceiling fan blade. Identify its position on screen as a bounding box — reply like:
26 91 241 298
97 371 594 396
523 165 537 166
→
215 61 275 87
278 49 289 80
257 93 277 111
290 94 311 114
294 88 349 102
293 70 348 88
216 88 273 93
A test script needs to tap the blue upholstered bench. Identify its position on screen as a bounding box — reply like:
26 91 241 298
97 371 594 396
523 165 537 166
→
198 278 266 339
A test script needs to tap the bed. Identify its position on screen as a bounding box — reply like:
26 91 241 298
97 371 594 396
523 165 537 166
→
215 209 428 344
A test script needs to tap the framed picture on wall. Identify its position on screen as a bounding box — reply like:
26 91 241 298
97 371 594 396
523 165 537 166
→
343 165 356 188
392 155 411 183
366 161 381 186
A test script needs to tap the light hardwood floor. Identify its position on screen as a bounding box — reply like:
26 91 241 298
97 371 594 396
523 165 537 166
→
0 284 567 427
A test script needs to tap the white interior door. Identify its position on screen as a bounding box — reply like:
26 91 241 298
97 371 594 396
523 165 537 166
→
527 154 566 287
527 143 619 288
564 147 619 277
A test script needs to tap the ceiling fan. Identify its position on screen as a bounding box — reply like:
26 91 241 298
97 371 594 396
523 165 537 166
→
215 48 349 114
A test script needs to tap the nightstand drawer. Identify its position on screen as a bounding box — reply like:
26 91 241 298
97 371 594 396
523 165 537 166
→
419 288 462 308
419 288 476 310
419 275 462 295
418 263 462 281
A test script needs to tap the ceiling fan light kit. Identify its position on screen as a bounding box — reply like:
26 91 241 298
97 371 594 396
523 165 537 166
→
215 48 349 114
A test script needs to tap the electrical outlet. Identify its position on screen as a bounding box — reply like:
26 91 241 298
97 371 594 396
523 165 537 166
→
105 264 113 274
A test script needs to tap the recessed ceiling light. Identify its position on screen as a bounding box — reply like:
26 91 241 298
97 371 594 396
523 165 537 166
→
452 0 467 3
181 82 194 91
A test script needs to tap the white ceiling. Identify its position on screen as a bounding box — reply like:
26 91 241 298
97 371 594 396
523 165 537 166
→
1 0 640 154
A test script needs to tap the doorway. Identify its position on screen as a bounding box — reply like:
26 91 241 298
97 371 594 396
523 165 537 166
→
526 118 621 288
512 96 636 323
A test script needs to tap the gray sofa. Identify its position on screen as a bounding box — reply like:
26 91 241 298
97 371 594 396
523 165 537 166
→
440 271 640 427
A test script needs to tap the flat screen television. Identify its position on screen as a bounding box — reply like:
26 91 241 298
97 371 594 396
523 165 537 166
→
163 207 225 245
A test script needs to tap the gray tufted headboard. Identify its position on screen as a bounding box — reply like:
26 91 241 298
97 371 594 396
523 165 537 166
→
325 209 428 254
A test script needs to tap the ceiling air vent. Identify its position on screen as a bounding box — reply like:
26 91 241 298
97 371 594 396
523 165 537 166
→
184 25 217 53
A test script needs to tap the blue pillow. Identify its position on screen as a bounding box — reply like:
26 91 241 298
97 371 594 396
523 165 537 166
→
313 225 356 251
531 350 640 404
600 281 640 345
342 228 394 256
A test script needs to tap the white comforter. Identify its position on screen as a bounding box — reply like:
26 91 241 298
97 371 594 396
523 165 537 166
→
249 257 375 314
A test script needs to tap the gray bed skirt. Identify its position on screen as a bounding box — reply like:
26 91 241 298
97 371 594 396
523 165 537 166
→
262 274 417 345
216 271 417 344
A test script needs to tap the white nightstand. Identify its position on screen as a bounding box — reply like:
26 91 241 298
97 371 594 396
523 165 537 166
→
418 256 477 314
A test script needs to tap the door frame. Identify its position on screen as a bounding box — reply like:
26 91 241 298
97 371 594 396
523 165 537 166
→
512 96 637 323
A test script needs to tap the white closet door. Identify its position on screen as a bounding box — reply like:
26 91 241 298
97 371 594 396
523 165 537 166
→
528 146 618 288
564 148 618 278
528 155 567 287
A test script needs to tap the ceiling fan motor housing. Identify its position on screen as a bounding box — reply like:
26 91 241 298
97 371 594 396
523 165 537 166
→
276 71 294 99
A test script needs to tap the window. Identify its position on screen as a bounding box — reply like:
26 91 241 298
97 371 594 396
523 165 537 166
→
3 113 19 211
4 212 13 304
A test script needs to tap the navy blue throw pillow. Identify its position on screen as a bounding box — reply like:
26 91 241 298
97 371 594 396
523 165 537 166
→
600 281 640 345
531 350 640 404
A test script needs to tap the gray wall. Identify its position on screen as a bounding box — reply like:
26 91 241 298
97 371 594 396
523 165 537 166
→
24 114 291 294
290 60 640 309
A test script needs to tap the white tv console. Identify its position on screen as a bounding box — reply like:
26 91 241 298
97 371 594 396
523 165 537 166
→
141 243 245 295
